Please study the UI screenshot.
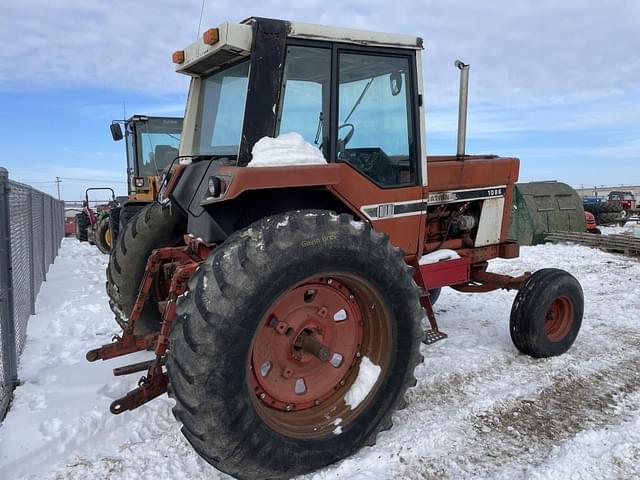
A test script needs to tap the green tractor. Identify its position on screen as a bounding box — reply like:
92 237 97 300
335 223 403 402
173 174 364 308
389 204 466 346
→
74 187 118 254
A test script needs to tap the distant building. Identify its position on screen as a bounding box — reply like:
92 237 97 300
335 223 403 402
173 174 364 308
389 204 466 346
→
574 185 640 199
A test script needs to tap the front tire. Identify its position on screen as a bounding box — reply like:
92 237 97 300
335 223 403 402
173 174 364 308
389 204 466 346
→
167 211 424 479
510 268 583 358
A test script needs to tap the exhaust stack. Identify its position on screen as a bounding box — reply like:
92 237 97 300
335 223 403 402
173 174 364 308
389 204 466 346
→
455 60 470 159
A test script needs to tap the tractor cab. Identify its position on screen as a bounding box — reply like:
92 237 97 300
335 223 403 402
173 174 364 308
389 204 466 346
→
168 17 431 248
174 19 423 180
110 115 183 201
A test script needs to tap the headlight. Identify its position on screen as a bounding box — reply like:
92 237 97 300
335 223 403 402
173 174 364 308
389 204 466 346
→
134 177 145 188
207 176 226 198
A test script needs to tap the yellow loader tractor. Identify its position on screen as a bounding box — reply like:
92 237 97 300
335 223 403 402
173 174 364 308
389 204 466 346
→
109 115 183 238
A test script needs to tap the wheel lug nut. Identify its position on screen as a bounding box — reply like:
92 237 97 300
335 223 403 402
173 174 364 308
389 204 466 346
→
259 393 266 399
330 352 344 368
356 351 362 357
260 361 272 377
285 404 293 411
333 309 347 322
327 278 333 285
314 400 321 406
339 380 345 386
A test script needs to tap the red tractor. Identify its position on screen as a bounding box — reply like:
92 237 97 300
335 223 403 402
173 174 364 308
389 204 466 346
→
75 187 117 254
89 18 584 479
608 190 637 218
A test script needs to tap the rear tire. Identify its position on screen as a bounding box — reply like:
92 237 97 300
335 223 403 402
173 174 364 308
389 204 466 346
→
510 268 583 358
75 213 89 242
109 207 121 242
95 217 112 255
167 211 424 480
107 202 186 333
595 212 618 225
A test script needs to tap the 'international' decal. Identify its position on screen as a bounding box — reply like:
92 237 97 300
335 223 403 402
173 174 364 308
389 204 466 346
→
360 186 506 220
427 186 506 205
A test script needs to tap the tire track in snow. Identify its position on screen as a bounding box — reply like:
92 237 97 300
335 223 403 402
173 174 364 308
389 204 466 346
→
395 328 640 479
469 351 640 478
347 315 640 478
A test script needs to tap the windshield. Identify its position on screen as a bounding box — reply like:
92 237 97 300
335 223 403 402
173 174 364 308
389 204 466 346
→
194 60 250 156
137 117 182 176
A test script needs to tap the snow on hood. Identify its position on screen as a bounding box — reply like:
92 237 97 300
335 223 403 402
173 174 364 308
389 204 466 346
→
249 132 327 167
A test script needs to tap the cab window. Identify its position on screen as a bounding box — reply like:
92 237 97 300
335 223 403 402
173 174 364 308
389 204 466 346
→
277 46 331 158
338 52 416 186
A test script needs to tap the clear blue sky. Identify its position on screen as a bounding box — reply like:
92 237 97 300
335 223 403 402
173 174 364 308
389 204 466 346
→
1 1 638 200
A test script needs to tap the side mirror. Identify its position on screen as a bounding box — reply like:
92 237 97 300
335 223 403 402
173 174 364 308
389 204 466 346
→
110 122 124 141
389 71 403 96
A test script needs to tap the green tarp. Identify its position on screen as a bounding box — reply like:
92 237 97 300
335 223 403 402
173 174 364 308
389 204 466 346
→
508 182 585 246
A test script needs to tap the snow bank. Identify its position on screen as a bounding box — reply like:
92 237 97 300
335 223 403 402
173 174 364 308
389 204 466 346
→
249 132 326 167
345 356 381 410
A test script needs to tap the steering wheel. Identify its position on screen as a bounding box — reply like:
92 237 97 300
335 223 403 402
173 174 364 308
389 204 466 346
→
337 123 355 158
338 123 355 146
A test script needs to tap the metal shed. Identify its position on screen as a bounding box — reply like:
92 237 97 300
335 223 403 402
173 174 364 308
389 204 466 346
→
508 181 585 246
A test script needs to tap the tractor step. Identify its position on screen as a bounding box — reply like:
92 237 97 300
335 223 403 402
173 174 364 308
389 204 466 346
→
113 358 165 376
423 329 448 345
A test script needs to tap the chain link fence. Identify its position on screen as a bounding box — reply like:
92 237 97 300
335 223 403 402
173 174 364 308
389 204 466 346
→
0 167 64 419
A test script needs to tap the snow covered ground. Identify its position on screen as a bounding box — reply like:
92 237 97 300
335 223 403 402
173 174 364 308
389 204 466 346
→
1 235 640 479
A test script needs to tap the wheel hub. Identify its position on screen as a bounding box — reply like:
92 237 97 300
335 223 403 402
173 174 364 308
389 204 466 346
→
250 278 363 411
544 296 574 342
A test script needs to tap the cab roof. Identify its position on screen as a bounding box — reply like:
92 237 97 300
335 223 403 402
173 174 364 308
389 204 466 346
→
174 17 423 76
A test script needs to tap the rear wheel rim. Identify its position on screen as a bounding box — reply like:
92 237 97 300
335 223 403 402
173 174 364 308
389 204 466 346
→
544 296 574 342
105 227 112 248
248 272 392 439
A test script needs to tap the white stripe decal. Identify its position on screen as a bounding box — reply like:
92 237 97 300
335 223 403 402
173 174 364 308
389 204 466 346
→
359 185 507 221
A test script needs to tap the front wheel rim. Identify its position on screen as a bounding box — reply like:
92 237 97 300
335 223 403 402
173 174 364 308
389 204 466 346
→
248 272 392 439
544 296 575 342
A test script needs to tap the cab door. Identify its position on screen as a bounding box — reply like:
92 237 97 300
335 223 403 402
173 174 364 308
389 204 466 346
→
330 47 425 255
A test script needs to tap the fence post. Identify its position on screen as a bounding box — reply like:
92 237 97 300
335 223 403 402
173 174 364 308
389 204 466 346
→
0 167 18 393
27 189 36 315
41 194 46 281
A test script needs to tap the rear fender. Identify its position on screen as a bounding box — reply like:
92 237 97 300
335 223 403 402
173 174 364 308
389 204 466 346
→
172 163 356 243
173 162 425 254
